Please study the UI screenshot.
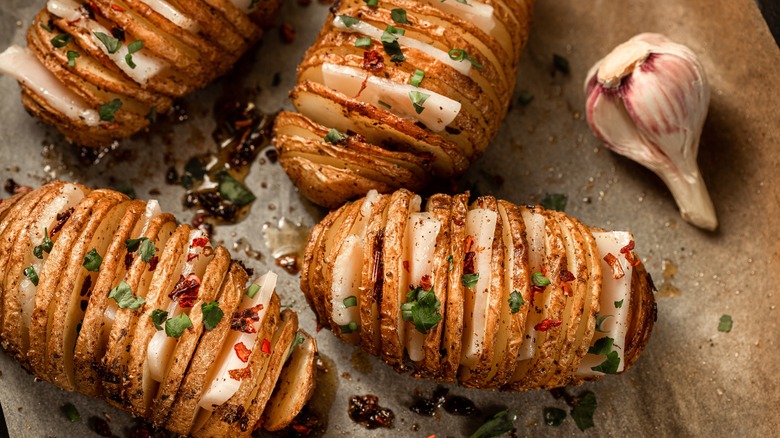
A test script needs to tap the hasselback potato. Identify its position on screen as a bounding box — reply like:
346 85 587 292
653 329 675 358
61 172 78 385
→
0 182 316 436
274 0 534 207
0 0 280 147
301 189 656 389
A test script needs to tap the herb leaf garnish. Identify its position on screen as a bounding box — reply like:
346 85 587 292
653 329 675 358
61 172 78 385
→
324 128 347 144
508 290 524 313
718 314 733 333
108 280 145 310
33 228 53 259
83 248 102 272
24 265 39 286
461 273 479 288
448 49 483 70
588 337 620 374
402 285 442 334
125 40 143 69
570 391 597 431
541 193 567 212
165 313 192 338
67 50 80 67
99 98 123 122
151 309 168 331
94 31 121 54
202 301 224 330
469 410 517 438
531 272 550 287
391 8 409 24
51 34 72 48
409 90 430 114
219 174 256 207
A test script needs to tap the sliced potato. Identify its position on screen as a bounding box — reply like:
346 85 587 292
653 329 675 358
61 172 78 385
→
262 331 317 431
358 195 391 356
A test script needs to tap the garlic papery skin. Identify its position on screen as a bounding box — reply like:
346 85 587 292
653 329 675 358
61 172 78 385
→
585 33 717 231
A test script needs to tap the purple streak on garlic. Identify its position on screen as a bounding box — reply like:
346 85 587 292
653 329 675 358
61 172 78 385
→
585 33 717 231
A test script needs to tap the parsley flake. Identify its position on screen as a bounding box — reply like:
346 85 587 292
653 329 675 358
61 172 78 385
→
461 273 479 288
614 299 624 309
165 313 192 338
588 337 620 374
402 286 443 333
343 295 357 308
410 69 425 87
508 290 524 313
287 331 306 360
61 403 81 423
391 8 409 24
469 410 517 438
570 391 597 431
83 248 102 272
138 238 155 262
541 193 567 211
324 128 347 144
202 301 224 330
50 33 72 48
99 98 123 122
24 265 39 286
364 0 378 6
94 31 121 54
355 36 372 48
125 40 143 69
33 228 53 259
446 254 454 271
409 90 430 114
718 314 733 333
594 313 613 333
381 25 405 62
219 174 256 206
67 50 80 67
108 280 145 310
338 15 360 28
246 283 261 298
151 309 168 330
531 272 550 287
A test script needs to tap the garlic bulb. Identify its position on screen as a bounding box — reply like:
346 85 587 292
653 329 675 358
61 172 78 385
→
585 33 717 231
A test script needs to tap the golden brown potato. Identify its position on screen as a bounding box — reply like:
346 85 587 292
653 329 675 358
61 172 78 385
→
301 189 657 390
1 0 280 147
274 0 535 207
0 182 315 435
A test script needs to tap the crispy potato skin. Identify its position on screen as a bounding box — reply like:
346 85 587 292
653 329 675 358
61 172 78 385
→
302 189 657 390
11 0 280 147
0 183 315 435
274 0 535 207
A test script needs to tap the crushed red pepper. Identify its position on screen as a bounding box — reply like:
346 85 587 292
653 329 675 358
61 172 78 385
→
419 274 432 291
192 237 210 248
124 252 134 270
50 208 73 237
228 366 252 381
234 341 252 362
261 338 272 354
362 50 385 72
560 269 575 296
620 240 641 266
603 253 626 280
148 255 159 271
402 260 410 272
169 274 201 308
535 319 562 331
230 303 264 333
187 253 199 262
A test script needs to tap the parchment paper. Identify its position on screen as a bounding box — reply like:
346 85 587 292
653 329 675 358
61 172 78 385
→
0 0 778 436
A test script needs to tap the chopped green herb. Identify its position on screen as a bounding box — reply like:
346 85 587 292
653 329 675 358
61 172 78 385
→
614 299 624 309
541 193 567 212
24 266 39 286
518 90 534 106
553 53 570 75
355 36 372 48
594 313 613 333
448 49 483 70
40 23 53 33
381 25 405 62
588 337 620 374
391 8 409 24
50 33 72 48
287 331 306 360
469 410 517 438
410 69 425 87
543 407 566 426
125 237 148 252
409 90 430 114
202 301 224 330
403 286 443 334
363 0 378 6
446 254 454 272
246 283 261 298
219 174 256 206
125 40 143 69
343 295 358 308
508 290 524 314
138 238 155 263
146 105 157 124
165 313 192 338
338 15 360 28
531 272 551 287
108 280 145 310
151 309 168 331
377 100 392 109
718 314 733 333
461 273 479 288
67 50 80 67
94 31 122 54
324 128 347 144
99 98 123 122
83 248 102 272
61 403 81 423
340 321 358 334
33 228 53 259
570 391 597 431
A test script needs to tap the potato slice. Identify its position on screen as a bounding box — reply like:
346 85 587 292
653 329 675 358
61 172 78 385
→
73 200 150 396
623 262 656 370
300 206 342 329
378 189 414 369
148 246 232 427
262 331 317 431
358 194 391 356
438 192 467 382
166 263 247 435
46 199 132 390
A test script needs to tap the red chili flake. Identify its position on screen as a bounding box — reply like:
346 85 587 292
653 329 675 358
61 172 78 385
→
187 253 199 262
192 237 209 248
228 366 252 381
402 260 410 272
463 251 476 275
534 319 562 332
355 73 370 98
169 274 201 308
362 50 385 72
620 240 641 266
50 208 73 237
124 252 134 270
230 303 264 333
419 274 432 291
234 342 252 362
148 255 159 271
619 240 635 254
559 270 575 283
530 284 545 305
279 23 296 43
464 235 475 252
80 275 92 297
603 253 625 280
261 338 271 354
110 4 125 11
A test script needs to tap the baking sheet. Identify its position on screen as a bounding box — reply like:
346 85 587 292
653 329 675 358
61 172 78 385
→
1 0 779 436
